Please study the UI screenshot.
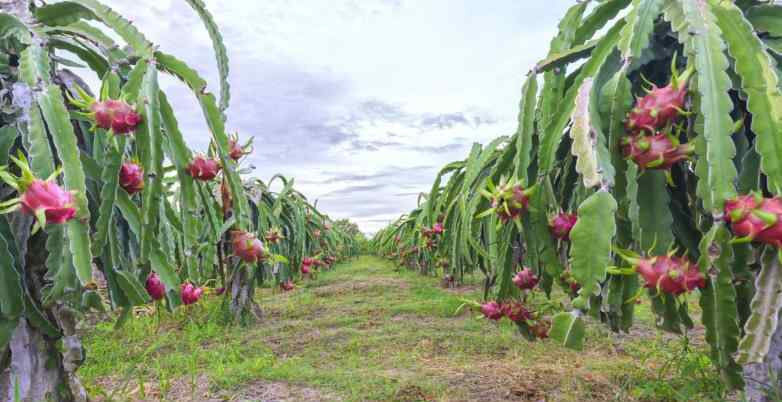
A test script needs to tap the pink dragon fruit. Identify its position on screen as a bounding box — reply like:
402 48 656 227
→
231 230 265 263
432 222 445 235
20 179 77 224
549 213 577 241
625 73 690 134
228 138 247 161
512 267 539 290
480 301 504 320
504 302 532 323
90 99 142 134
145 272 166 301
301 257 315 274
187 154 221 181
280 281 295 291
119 161 144 195
634 255 705 295
724 194 782 247
622 132 693 170
180 282 203 305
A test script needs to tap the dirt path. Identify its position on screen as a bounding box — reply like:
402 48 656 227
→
81 256 721 402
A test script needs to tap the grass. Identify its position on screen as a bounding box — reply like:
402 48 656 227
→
81 256 730 402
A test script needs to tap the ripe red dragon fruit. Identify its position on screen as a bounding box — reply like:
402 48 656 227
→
20 179 77 224
504 302 532 323
180 282 203 305
119 161 144 195
90 99 141 134
280 281 295 291
187 154 221 181
231 230 265 263
512 267 539 290
228 138 247 161
625 69 691 134
622 132 693 170
480 301 504 320
549 213 577 241
634 255 705 295
264 228 283 244
724 194 782 247
145 272 166 301
301 257 315 274
432 222 445 235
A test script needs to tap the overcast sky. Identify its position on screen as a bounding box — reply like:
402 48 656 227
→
99 0 574 235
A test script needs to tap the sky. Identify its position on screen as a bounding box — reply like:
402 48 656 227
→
99 0 575 235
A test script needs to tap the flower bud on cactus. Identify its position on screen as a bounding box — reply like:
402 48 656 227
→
187 154 221 181
622 132 693 170
549 213 577 241
634 255 705 295
480 179 534 224
180 282 203 305
21 179 77 225
725 194 782 247
119 161 144 195
480 301 504 320
512 267 539 290
145 272 166 301
90 99 142 134
231 230 265 263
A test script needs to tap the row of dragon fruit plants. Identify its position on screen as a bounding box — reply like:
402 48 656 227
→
372 1 782 401
0 1 361 400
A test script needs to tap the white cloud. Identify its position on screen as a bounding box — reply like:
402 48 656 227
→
97 0 574 234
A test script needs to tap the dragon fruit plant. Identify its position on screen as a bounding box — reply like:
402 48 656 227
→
0 0 257 398
372 1 782 398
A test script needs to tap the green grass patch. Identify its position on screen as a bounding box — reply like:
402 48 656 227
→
81 256 729 402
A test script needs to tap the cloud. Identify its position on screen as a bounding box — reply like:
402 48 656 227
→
320 184 387 198
418 113 470 130
101 0 575 234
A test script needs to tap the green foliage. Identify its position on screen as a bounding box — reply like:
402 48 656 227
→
371 0 782 394
0 1 360 397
